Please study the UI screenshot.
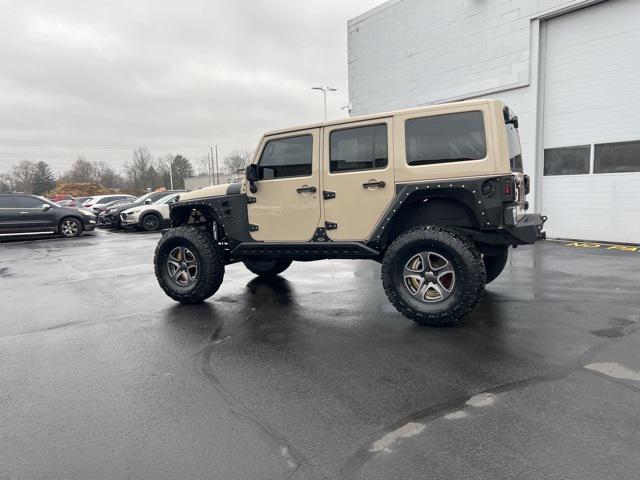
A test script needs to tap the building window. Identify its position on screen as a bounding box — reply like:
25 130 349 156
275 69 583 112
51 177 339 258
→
405 111 486 166
543 146 590 176
594 140 640 173
330 124 388 173
259 135 313 179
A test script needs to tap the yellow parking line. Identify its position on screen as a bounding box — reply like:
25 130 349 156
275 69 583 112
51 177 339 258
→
565 242 640 253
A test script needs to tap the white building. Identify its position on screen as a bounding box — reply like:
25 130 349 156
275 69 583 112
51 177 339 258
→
348 0 640 243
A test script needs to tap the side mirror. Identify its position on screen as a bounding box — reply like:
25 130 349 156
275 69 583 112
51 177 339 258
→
245 164 259 193
144 199 152 205
42 204 51 211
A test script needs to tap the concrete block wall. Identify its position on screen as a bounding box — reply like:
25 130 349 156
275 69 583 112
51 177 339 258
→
347 0 601 209
348 0 597 113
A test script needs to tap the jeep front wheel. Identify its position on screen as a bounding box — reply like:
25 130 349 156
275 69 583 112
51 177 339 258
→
154 226 225 303
243 258 292 277
381 227 485 326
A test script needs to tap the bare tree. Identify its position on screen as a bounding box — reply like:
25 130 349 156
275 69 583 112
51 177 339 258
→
92 160 123 188
125 147 157 191
63 156 95 183
223 150 251 178
11 161 36 193
194 155 212 177
0 173 15 192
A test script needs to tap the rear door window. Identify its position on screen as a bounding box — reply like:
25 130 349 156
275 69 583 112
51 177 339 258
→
330 124 388 173
18 196 44 208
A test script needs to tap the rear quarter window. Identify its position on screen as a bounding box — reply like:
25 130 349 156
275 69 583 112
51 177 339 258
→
405 111 487 166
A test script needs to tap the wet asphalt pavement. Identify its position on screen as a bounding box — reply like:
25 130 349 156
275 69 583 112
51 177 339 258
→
1 230 639 480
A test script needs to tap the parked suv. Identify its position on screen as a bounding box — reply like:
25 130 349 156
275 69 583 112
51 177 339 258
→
154 99 546 326
97 191 182 228
81 194 136 214
120 193 180 231
88 195 137 215
0 193 96 238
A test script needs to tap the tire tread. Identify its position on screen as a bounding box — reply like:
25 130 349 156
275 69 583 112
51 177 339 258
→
154 226 225 303
381 226 485 326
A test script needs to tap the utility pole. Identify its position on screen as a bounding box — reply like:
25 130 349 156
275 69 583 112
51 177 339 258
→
169 155 174 190
209 148 214 185
312 86 337 121
215 145 220 185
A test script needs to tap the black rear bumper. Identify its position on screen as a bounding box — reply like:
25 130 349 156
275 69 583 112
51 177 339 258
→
456 214 547 247
505 214 547 244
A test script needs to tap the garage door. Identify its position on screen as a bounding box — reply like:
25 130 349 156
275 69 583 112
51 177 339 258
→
541 0 640 244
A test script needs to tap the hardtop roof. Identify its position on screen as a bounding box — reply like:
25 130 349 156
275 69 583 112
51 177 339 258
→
263 98 497 137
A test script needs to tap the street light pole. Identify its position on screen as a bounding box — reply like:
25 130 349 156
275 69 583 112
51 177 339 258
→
169 157 174 190
312 86 337 122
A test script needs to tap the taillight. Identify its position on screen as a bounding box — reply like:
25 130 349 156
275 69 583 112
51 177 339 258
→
503 179 513 196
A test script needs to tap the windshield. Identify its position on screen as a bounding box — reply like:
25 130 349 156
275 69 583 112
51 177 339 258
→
505 123 522 171
38 196 60 208
136 192 155 203
157 194 178 205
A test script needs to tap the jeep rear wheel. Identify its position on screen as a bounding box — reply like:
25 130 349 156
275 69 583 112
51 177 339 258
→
243 258 292 277
382 227 485 326
154 226 225 303
483 247 509 284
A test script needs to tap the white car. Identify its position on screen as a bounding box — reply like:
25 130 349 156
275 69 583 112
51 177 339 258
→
83 194 137 214
120 193 179 231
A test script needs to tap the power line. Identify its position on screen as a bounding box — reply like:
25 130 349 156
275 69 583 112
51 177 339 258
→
0 141 256 150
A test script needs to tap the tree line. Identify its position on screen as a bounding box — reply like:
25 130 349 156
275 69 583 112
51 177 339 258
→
0 147 252 196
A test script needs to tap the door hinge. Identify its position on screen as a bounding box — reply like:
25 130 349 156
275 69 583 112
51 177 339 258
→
249 224 259 232
247 196 256 204
325 221 338 230
323 190 336 200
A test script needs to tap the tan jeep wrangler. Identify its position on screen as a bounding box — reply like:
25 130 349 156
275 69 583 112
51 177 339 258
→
154 99 546 326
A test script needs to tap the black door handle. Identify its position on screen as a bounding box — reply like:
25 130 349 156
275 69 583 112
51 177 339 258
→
296 186 317 194
362 180 385 189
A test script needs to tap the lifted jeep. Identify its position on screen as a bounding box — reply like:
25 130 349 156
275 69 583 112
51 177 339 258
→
154 99 546 326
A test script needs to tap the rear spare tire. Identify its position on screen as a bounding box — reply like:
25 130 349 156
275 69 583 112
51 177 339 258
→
154 226 225 303
381 226 485 326
243 258 292 277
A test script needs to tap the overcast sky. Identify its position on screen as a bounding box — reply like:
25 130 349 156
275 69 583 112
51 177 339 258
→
0 0 382 174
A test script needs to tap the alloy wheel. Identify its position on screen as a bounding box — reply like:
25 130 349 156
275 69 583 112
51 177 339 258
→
402 251 455 303
166 246 198 287
61 219 79 237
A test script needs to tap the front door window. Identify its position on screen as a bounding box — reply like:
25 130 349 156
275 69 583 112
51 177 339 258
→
247 129 321 242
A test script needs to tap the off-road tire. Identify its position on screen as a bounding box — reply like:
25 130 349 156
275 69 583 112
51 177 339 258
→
483 247 509 284
141 212 161 231
59 217 83 238
154 226 225 303
243 258 292 277
382 226 485 326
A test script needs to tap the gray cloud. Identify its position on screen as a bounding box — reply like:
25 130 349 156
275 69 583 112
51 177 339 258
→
0 0 381 173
